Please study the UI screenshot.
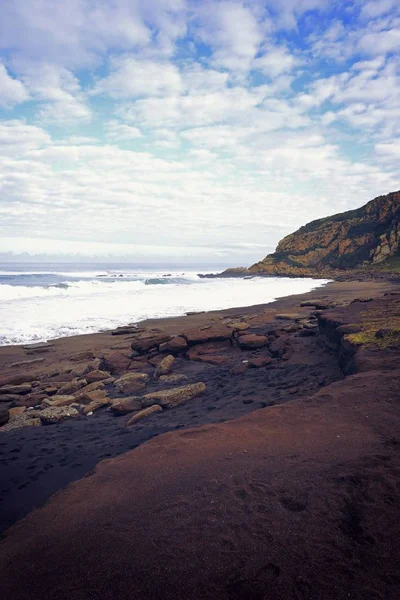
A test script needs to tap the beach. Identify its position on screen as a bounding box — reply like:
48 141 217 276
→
1 277 400 598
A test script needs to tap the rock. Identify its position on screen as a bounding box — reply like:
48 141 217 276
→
8 406 26 417
110 398 143 415
182 326 232 345
276 313 302 321
192 355 229 365
0 412 42 432
83 397 111 415
39 406 79 425
126 405 162 426
158 374 188 384
237 334 267 350
44 386 58 395
75 381 106 399
154 355 175 380
111 326 138 335
248 190 400 276
0 383 32 395
85 370 112 383
102 352 131 374
23 342 54 350
0 374 34 387
114 372 149 394
131 332 171 354
41 395 77 408
10 358 45 368
57 378 87 395
20 393 48 408
229 363 248 375
228 322 250 331
298 328 317 337
158 337 188 354
70 351 95 361
142 382 206 409
0 407 9 426
248 356 272 368
78 390 108 405
336 324 363 334
0 394 21 403
269 337 290 358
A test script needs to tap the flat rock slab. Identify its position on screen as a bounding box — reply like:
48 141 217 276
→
142 382 206 409
182 326 232 344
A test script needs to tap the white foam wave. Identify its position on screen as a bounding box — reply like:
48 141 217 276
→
0 276 329 346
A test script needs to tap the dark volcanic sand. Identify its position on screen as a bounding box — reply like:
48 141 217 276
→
1 278 400 600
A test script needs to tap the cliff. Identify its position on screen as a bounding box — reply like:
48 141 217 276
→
249 190 400 277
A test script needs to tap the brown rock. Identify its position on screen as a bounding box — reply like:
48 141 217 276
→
58 378 87 395
131 332 171 354
83 397 111 415
142 382 206 409
228 322 250 331
102 352 131 374
0 383 32 395
237 334 267 350
248 356 272 368
85 370 112 383
41 395 77 408
126 405 162 426
159 336 188 354
229 363 248 375
154 355 175 380
114 372 149 394
39 406 79 425
182 326 232 345
10 358 44 368
8 406 25 417
269 337 290 358
1 412 42 432
110 398 143 415
79 390 109 405
44 386 58 396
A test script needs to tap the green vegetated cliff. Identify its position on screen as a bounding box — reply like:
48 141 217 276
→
249 190 400 277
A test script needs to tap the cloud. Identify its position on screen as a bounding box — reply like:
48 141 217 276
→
105 120 143 141
93 55 182 99
0 64 30 108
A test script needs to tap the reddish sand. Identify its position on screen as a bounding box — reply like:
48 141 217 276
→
1 279 400 599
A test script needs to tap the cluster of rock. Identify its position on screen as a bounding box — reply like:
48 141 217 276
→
245 190 400 277
0 351 207 432
0 303 328 433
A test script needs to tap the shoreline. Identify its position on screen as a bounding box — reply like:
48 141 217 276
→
0 277 397 536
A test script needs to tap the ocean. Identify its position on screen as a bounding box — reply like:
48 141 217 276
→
0 263 329 346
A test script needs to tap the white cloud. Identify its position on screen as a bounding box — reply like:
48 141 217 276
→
253 46 300 77
196 1 264 73
105 120 143 141
93 55 182 99
0 64 29 108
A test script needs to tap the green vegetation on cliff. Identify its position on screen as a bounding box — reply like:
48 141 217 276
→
250 190 400 277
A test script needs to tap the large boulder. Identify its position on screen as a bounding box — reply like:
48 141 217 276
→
114 372 149 394
110 398 143 415
39 406 79 425
154 355 175 380
131 332 171 354
142 382 206 409
126 405 162 426
102 352 132 374
237 334 267 350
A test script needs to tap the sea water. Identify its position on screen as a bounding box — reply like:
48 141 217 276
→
0 263 329 346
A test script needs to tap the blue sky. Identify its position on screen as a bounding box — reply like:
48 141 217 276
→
0 0 399 264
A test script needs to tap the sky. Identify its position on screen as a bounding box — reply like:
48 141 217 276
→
0 0 399 265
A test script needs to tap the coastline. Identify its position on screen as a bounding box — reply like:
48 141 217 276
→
1 275 400 598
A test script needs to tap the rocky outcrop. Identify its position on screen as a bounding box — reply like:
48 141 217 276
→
249 190 400 276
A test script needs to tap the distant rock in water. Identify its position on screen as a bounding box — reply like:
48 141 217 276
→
249 190 400 277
